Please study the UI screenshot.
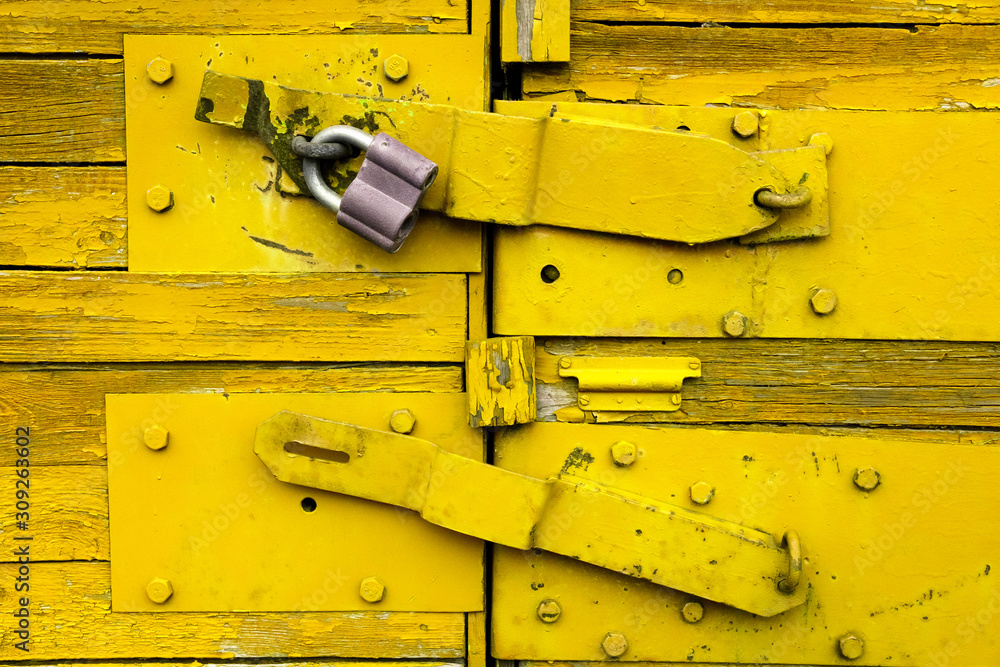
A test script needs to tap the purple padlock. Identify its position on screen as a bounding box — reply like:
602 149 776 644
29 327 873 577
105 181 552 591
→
301 126 438 253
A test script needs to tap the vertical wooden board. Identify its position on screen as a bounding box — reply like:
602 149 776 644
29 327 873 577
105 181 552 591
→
502 0 570 62
0 167 127 268
467 337 536 427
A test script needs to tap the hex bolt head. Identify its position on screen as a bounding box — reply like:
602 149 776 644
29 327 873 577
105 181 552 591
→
731 111 759 138
143 424 169 451
839 633 864 660
536 598 562 623
810 288 838 315
611 441 637 467
359 576 385 603
853 467 881 491
146 577 173 604
808 132 834 155
602 631 628 658
147 57 174 84
384 54 409 82
389 408 416 434
681 601 704 623
146 184 174 212
689 481 714 505
722 310 748 337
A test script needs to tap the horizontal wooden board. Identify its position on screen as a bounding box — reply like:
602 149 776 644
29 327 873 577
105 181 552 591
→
0 364 463 466
0 60 124 163
538 338 1000 428
0 1 467 54
0 562 464 660
20 663 457 667
523 23 1000 110
0 166 126 268
572 0 1000 23
0 272 466 363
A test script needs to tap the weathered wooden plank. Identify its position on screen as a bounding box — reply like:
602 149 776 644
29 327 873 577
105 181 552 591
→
572 0 1000 24
537 338 1000 428
0 364 463 466
0 272 466 363
19 663 457 667
0 166 126 268
523 23 1000 110
0 1 467 55
0 562 464 660
0 60 124 162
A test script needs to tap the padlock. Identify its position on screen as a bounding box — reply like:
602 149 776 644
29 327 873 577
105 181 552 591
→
300 125 438 253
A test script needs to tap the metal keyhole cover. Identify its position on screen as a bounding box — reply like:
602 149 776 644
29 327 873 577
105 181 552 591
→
302 125 439 253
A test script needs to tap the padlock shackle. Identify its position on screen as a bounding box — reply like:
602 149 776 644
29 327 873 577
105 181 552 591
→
301 125 375 213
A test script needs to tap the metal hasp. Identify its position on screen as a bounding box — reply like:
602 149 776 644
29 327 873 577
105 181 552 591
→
195 70 828 249
558 356 701 413
254 410 807 617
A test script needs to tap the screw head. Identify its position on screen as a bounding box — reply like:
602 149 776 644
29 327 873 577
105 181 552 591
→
146 577 173 604
537 598 562 623
731 111 759 138
360 576 385 603
689 481 714 505
808 132 834 155
810 288 838 315
681 601 704 623
579 394 590 407
839 633 864 660
146 184 174 212
143 424 169 451
559 357 572 369
384 54 409 82
722 310 748 337
389 409 416 434
146 57 174 84
853 467 881 491
602 631 628 658
610 441 637 467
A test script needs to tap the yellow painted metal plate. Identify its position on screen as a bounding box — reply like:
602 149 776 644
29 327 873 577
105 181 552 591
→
493 422 1000 664
492 105 1000 340
106 393 484 612
124 35 485 273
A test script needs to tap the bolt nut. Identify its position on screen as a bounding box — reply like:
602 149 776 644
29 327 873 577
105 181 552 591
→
146 184 174 212
689 481 714 505
602 631 628 658
146 577 173 604
808 132 834 155
359 576 385 603
853 467 881 491
389 408 416 434
722 310 748 337
731 111 759 138
537 598 562 623
810 288 838 315
143 424 169 451
610 441 637 467
838 633 864 660
147 57 174 84
384 54 409 82
681 601 704 623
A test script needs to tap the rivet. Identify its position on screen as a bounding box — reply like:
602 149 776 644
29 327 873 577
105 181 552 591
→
146 577 173 604
146 57 174 84
722 310 748 337
559 357 572 369
810 288 838 315
536 598 562 623
389 409 416 434
146 184 174 213
808 132 834 155
143 424 169 451
853 468 881 491
602 631 628 658
688 361 700 370
611 441 637 467
360 576 385 603
670 394 682 406
681 601 704 623
731 111 759 138
579 394 590 406
689 481 714 505
838 633 864 660
384 54 409 82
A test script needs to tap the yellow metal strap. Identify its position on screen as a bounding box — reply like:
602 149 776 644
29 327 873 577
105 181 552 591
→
254 410 807 617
